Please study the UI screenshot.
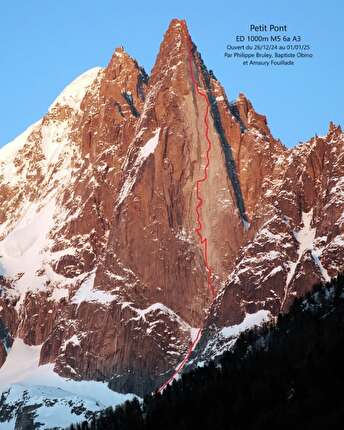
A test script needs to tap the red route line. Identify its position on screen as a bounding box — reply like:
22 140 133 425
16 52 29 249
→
157 22 216 394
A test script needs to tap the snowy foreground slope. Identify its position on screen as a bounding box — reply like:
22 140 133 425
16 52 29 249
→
0 67 136 429
1 18 344 429
0 339 134 429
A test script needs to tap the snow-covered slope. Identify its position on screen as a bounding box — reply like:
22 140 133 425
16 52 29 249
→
0 66 139 429
0 339 134 429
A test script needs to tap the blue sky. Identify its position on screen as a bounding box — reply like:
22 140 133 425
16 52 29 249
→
1 0 343 148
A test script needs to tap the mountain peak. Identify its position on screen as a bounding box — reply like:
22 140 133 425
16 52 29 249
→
112 46 134 62
328 121 342 137
115 46 125 54
231 93 272 136
102 45 148 111
167 18 188 33
161 18 190 50
150 19 193 82
1 19 344 429
236 92 253 114
108 45 136 68
165 18 193 50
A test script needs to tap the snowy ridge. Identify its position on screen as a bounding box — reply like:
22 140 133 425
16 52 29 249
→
0 66 105 307
50 67 102 111
121 301 196 342
125 302 190 329
0 121 41 167
71 271 117 306
0 67 100 187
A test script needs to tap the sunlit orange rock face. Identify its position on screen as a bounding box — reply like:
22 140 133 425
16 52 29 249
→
0 19 343 395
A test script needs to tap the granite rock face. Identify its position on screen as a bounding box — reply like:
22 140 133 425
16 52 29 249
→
0 19 343 399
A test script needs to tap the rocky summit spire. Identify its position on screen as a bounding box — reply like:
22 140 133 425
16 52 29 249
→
149 19 191 86
102 45 148 116
328 121 342 138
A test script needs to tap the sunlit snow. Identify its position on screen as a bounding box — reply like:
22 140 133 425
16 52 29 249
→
220 310 271 339
71 271 116 305
0 339 135 429
50 67 101 112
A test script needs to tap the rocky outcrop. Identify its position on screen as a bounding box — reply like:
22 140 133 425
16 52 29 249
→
0 18 343 403
193 121 344 365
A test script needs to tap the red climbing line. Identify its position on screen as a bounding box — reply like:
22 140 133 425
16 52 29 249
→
188 36 216 302
157 21 216 394
157 327 203 394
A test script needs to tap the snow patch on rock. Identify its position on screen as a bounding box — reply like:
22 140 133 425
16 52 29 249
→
71 272 117 306
220 310 271 339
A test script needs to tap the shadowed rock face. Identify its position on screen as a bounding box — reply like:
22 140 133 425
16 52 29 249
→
0 19 343 397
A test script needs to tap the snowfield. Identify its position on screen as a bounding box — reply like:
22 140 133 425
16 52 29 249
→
0 339 135 429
